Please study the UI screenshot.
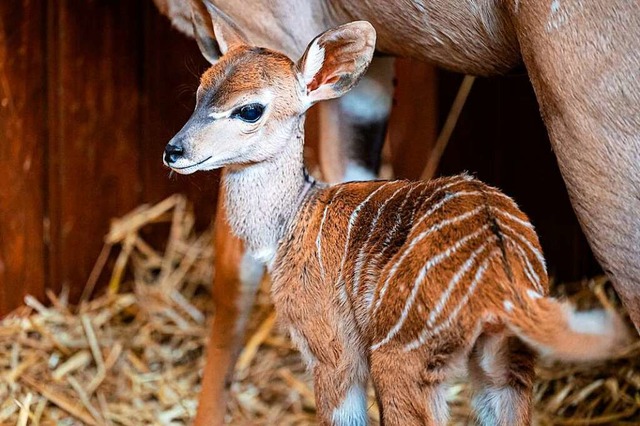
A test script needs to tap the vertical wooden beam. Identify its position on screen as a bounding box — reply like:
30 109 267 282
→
387 59 438 180
47 0 144 299
0 1 47 314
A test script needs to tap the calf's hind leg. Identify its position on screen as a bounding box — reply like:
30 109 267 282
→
312 353 369 426
468 333 535 426
370 345 461 426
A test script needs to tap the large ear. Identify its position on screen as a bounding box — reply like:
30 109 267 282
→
190 0 249 63
202 1 249 55
189 0 220 64
297 21 376 106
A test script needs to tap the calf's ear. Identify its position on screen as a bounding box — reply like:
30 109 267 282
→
297 21 376 107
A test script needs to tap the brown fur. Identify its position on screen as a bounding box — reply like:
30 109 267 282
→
194 194 246 426
511 0 640 331
199 46 297 113
269 174 626 425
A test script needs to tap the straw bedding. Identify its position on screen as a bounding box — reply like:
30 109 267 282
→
1 195 638 425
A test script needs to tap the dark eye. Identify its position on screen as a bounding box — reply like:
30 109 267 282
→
233 104 265 123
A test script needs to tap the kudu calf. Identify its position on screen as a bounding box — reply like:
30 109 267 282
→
157 0 640 326
154 1 394 423
163 13 629 425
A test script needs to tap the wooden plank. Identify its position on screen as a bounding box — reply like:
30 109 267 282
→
47 0 144 300
141 2 217 231
0 1 47 314
387 59 438 180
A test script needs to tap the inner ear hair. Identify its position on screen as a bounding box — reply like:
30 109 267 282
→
298 21 376 103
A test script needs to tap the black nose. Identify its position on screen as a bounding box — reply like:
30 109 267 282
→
164 143 184 164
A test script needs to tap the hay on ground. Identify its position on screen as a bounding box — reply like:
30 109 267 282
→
0 195 638 425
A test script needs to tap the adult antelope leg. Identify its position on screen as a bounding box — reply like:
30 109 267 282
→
514 1 640 331
195 186 263 426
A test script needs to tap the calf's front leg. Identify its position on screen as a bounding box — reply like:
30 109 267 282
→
282 307 369 425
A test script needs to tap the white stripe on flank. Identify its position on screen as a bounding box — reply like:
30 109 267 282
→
371 222 490 351
424 236 497 329
409 181 433 221
404 250 499 352
498 220 547 273
490 206 533 229
527 289 542 299
502 234 544 293
414 176 480 227
372 196 484 315
485 188 520 206
370 178 452 279
316 187 344 281
352 183 406 297
413 190 485 234
380 182 425 252
503 299 515 313
363 182 425 311
366 176 469 312
335 182 394 295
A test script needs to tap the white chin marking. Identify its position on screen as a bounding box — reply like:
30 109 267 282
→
169 166 198 175
169 156 218 175
169 162 206 175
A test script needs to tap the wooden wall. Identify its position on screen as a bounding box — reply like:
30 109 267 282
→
0 1 599 315
0 0 48 315
0 1 216 313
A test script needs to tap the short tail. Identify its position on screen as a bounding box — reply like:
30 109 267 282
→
502 290 631 362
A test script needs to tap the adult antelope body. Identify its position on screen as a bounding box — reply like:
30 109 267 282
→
163 17 629 425
154 0 640 423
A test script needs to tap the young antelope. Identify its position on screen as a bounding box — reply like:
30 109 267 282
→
163 8 629 426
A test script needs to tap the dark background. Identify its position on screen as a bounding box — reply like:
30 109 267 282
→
0 0 599 314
